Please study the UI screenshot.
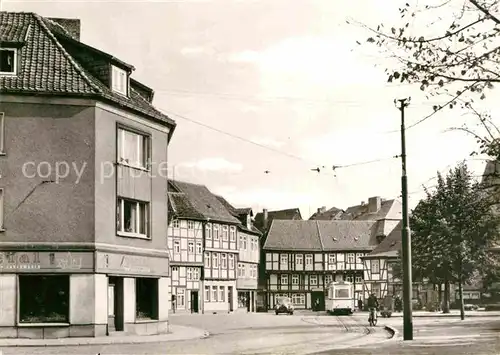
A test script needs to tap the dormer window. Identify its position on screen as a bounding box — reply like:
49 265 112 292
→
0 49 17 75
111 65 128 96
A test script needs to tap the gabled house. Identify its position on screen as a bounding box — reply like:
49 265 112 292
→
216 196 262 312
262 220 384 310
309 206 344 220
0 12 175 338
167 180 241 314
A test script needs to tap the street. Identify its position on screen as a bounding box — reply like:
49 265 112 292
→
0 312 499 354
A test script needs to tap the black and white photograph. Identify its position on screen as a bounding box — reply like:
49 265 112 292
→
0 0 500 353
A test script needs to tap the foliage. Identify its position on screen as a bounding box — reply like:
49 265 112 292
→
394 162 500 286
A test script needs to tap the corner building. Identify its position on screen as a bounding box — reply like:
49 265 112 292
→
0 12 175 338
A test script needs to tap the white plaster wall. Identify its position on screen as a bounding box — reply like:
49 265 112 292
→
123 277 136 323
94 274 108 325
0 275 16 326
70 274 95 324
203 280 237 312
158 277 169 321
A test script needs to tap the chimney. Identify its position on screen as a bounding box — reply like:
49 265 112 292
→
368 196 382 213
263 209 268 230
48 18 81 41
317 206 326 214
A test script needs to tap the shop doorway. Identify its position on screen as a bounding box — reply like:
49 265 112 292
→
311 291 325 311
228 286 234 312
108 277 124 333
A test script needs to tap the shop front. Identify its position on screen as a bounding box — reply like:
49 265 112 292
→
0 250 170 339
236 278 257 312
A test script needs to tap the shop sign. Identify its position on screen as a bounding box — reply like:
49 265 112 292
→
0 251 94 273
236 278 257 290
96 252 169 276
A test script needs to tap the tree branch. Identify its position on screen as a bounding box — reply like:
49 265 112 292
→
469 0 500 24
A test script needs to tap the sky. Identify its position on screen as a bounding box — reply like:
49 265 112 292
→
2 0 497 218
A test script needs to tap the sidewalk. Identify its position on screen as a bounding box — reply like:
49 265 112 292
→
291 309 500 317
0 324 209 347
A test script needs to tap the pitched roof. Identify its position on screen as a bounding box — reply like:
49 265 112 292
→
263 220 381 251
366 221 402 258
0 12 175 137
309 206 344 220
168 180 240 224
168 192 205 221
214 195 261 235
341 198 402 221
254 208 302 232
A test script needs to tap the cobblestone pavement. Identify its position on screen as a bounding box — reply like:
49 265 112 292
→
1 313 499 354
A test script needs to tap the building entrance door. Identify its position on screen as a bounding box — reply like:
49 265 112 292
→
311 291 325 311
108 277 124 333
228 286 234 312
191 291 199 313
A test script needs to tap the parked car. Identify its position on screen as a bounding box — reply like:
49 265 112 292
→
275 297 294 315
464 304 479 311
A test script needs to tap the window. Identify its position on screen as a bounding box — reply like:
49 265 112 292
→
371 260 380 274
176 288 185 307
112 65 128 95
173 240 180 253
193 268 200 280
117 198 149 237
117 127 149 169
325 274 332 285
347 253 355 264
310 275 318 285
328 254 336 264
219 286 225 302
222 225 229 241
196 242 202 254
335 288 349 298
213 253 219 268
213 225 220 240
230 226 236 241
172 219 179 228
187 220 195 229
250 238 255 251
238 263 245 277
19 275 69 323
205 286 210 302
242 236 247 249
372 283 381 298
292 293 305 305
280 254 288 265
221 253 227 268
280 274 289 284
356 254 362 263
206 223 212 239
229 254 235 269
0 49 16 75
345 275 353 283
296 254 303 265
355 276 363 283
205 252 211 267
187 268 193 280
136 278 159 319
305 254 313 265
212 286 218 302
292 274 299 285
188 241 194 253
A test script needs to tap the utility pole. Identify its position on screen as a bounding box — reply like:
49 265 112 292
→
396 98 413 341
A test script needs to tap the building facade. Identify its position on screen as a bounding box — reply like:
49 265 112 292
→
0 13 175 338
167 181 240 314
263 220 384 310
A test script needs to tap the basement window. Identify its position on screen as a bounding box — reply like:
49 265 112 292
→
0 49 16 75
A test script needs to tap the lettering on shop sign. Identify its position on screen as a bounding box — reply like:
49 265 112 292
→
0 252 41 269
54 252 83 270
119 255 151 273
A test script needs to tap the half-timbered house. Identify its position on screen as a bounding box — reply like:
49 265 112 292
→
263 220 383 310
167 180 241 313
216 197 262 312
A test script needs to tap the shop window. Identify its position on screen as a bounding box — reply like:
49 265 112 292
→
205 286 210 302
135 278 158 319
176 288 185 308
19 275 69 323
219 286 225 302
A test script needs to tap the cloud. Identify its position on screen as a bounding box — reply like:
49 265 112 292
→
250 137 284 148
180 46 214 56
180 157 243 173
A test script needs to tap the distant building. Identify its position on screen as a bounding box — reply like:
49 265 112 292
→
0 12 175 338
262 220 386 310
309 206 344 220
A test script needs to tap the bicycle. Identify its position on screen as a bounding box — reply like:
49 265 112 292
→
368 307 378 326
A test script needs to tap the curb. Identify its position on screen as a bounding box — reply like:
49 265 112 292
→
0 326 210 347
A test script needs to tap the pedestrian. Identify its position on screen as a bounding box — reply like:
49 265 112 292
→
358 298 363 311
314 298 320 311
